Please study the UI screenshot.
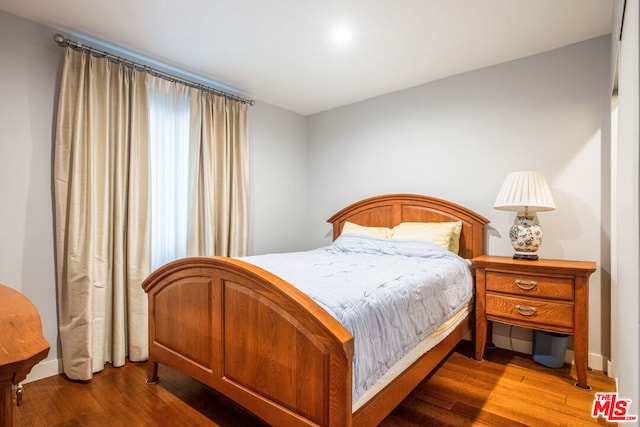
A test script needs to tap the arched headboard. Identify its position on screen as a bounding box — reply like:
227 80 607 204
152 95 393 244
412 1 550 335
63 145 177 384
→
327 194 489 259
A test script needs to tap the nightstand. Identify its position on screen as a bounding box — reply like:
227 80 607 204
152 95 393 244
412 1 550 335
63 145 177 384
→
472 255 596 389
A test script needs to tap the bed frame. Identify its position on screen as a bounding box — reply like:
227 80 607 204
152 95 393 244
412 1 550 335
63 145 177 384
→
142 194 489 426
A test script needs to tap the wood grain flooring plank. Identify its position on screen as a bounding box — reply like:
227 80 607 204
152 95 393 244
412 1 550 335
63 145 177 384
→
14 341 616 426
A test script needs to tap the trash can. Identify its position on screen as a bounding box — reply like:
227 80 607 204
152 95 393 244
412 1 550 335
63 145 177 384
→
532 330 570 368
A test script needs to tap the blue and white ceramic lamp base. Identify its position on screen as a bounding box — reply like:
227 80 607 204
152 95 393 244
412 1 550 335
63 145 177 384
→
509 215 543 260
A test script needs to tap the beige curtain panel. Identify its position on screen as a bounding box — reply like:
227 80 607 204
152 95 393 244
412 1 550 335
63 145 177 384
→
54 48 249 381
187 89 249 257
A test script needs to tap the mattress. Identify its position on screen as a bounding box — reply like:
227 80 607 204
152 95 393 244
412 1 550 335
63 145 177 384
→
241 233 474 403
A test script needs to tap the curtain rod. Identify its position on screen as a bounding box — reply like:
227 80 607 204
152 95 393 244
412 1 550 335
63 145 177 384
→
53 34 255 106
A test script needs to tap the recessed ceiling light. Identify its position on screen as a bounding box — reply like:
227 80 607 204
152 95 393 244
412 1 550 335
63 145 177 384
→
332 26 352 44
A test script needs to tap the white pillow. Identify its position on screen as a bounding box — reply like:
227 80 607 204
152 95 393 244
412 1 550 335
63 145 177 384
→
448 221 463 254
341 221 392 238
391 221 462 252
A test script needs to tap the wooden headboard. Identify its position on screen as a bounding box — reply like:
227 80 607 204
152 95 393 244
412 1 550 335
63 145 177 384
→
327 194 489 259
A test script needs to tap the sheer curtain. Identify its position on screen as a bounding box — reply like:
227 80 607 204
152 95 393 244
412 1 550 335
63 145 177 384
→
54 48 249 380
149 80 191 270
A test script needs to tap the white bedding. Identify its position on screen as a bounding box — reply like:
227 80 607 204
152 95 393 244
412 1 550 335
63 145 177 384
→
241 234 474 403
352 301 471 411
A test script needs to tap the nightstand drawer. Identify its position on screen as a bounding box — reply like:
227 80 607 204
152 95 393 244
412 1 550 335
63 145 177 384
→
485 294 574 330
486 271 574 300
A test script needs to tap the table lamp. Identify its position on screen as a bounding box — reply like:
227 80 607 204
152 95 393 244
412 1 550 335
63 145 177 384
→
494 171 556 260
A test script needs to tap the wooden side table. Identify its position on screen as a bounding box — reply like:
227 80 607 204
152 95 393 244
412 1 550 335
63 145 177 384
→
0 285 50 427
472 256 596 389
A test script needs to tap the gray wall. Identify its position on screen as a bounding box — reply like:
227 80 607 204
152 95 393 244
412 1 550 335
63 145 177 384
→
0 11 62 371
307 36 612 366
248 101 308 255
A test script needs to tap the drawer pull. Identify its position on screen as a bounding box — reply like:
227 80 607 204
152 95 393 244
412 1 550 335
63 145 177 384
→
515 304 537 316
515 279 537 290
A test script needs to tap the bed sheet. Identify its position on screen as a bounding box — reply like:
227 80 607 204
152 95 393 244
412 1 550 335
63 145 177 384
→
241 234 473 402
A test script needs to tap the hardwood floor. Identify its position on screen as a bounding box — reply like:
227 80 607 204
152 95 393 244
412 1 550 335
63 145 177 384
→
15 341 616 426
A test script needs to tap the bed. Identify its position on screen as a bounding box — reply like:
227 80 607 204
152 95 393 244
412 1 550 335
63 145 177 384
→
142 194 489 426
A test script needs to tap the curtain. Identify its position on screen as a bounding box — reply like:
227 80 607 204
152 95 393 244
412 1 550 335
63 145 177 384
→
149 79 191 270
54 48 249 380
54 48 151 380
187 89 249 257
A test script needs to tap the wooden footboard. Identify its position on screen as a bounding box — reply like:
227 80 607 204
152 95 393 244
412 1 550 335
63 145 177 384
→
142 256 354 426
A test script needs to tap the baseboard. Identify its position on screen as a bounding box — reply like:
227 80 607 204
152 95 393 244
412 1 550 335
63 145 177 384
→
491 332 533 354
607 359 615 379
22 358 63 384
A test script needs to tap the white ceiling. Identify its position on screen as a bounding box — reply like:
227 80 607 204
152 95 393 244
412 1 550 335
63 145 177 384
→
0 0 614 116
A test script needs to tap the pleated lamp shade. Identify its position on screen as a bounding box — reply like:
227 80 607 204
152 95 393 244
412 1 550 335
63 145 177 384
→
494 171 556 213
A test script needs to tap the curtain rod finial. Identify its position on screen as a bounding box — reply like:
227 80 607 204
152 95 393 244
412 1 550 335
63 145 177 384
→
53 34 66 45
